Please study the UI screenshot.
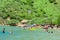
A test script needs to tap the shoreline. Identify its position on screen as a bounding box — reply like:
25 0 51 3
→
0 25 60 30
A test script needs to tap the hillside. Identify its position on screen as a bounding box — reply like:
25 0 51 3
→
0 0 60 25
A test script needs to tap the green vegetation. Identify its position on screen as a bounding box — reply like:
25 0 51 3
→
0 0 60 25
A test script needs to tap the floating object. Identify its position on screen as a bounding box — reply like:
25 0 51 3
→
29 27 36 30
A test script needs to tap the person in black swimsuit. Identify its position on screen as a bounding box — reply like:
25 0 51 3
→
2 28 5 33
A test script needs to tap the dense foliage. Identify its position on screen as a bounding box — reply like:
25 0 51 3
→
0 0 60 25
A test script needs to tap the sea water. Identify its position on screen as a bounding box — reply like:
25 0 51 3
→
0 25 60 40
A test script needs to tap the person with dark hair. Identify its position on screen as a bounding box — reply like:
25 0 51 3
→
2 28 5 33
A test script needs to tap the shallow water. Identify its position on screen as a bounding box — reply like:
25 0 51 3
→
0 25 60 40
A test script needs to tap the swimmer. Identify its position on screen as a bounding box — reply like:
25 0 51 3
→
2 28 5 33
9 30 13 34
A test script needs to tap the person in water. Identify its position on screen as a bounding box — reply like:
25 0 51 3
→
2 28 5 33
43 25 49 32
9 30 13 34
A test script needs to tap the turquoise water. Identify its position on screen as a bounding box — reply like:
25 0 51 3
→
0 26 60 40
